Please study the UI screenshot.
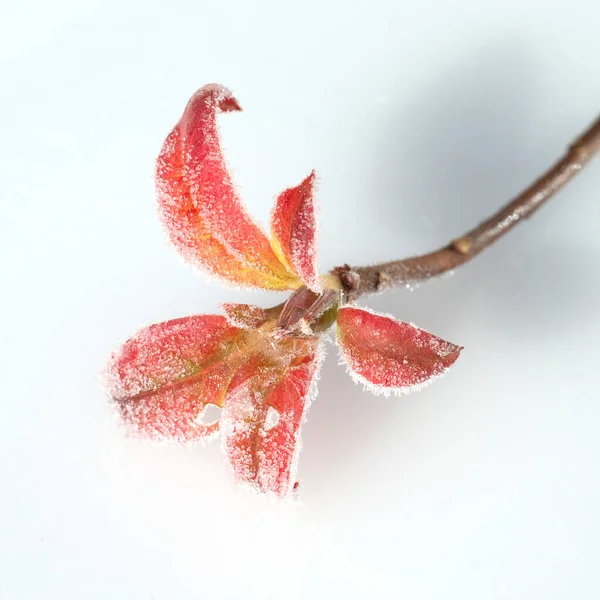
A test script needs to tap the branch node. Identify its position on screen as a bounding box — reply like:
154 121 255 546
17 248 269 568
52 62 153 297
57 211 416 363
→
333 264 361 294
569 141 589 164
450 236 473 255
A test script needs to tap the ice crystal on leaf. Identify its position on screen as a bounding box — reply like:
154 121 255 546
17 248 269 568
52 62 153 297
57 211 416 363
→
105 84 462 499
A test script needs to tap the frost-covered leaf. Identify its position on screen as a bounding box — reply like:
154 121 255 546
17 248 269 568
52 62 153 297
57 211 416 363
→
221 340 322 498
156 84 301 290
221 302 279 329
105 315 242 442
336 306 462 395
270 171 320 291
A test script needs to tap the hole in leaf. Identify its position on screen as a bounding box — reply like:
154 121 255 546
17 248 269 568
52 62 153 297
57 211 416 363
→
264 406 280 431
197 404 222 426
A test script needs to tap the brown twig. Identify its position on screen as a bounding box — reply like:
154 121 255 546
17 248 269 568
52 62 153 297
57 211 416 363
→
336 114 600 299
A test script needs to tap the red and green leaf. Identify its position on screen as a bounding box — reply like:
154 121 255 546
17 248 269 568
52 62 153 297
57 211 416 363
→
336 306 462 395
105 315 243 442
221 340 322 498
156 84 301 290
270 171 320 291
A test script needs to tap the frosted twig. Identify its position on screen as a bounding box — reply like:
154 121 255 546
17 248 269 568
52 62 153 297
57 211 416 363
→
336 113 600 299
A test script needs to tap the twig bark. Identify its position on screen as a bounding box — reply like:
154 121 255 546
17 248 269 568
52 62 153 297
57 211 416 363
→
336 114 600 299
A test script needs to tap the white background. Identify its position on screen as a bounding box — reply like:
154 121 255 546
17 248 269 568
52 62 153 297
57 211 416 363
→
1 1 600 598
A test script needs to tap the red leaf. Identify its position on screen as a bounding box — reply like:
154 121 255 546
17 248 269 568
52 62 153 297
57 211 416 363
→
156 84 301 290
221 340 322 498
270 171 320 291
221 302 276 330
105 315 242 442
336 306 462 394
